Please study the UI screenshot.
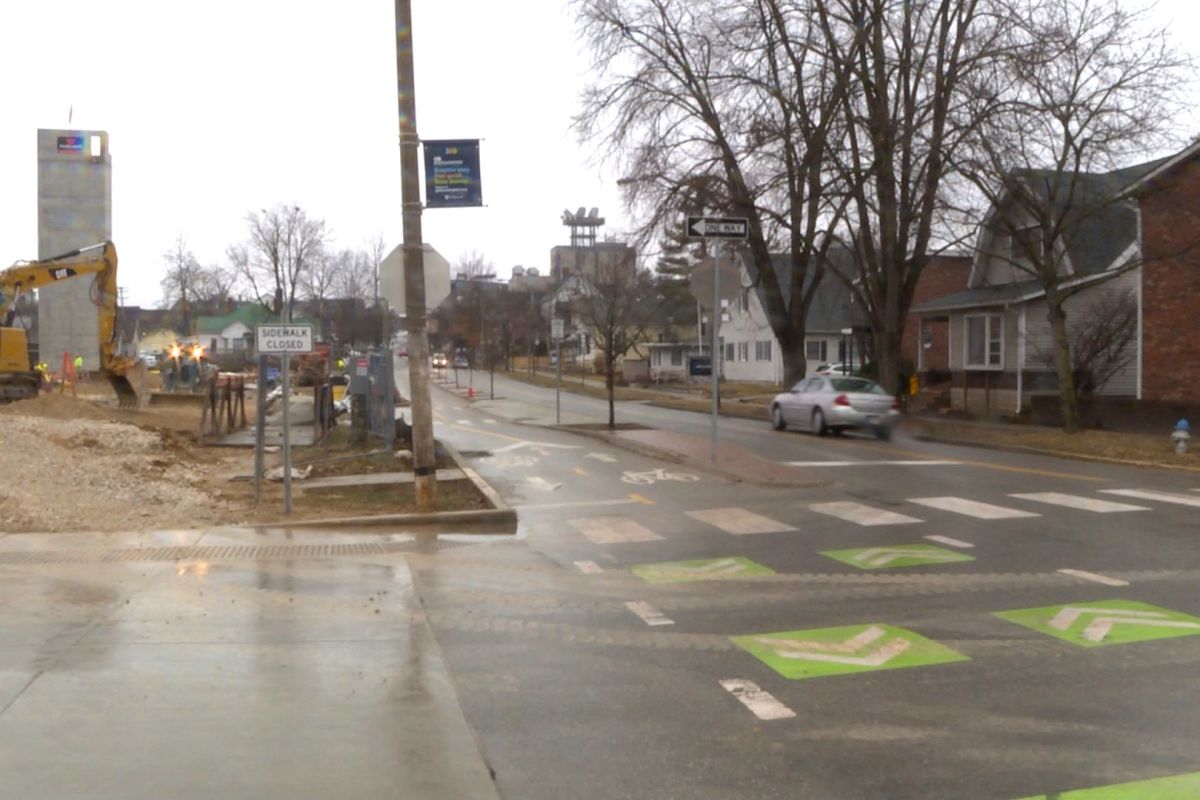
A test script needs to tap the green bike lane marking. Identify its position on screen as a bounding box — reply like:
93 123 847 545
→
994 599 1200 647
821 543 975 570
632 556 774 584
1016 770 1200 798
732 623 968 679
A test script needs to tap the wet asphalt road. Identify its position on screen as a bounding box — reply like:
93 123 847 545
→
416 369 1200 799
2 365 1197 799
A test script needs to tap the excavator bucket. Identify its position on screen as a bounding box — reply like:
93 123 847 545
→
107 360 147 409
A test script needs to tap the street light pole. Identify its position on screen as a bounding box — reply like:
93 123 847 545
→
395 0 437 509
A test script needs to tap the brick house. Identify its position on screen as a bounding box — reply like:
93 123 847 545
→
901 252 972 379
912 142 1200 416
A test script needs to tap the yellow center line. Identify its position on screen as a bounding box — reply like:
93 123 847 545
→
573 467 589 477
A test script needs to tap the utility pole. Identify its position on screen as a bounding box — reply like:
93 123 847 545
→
395 0 437 509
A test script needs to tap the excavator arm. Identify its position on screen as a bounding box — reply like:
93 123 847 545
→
0 242 145 407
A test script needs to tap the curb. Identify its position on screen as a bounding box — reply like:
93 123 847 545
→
552 425 828 489
241 439 518 533
911 431 1200 473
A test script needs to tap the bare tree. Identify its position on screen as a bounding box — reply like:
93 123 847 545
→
570 254 664 427
234 205 327 320
193 264 239 307
159 234 203 333
335 249 376 303
814 0 1001 393
454 250 496 280
575 0 860 386
956 0 1188 430
1030 289 1138 397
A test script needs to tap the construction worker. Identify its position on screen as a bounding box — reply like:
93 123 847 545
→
72 353 83 380
34 362 49 387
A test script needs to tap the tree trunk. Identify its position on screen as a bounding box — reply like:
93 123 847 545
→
778 329 807 387
875 322 904 397
1047 300 1080 433
606 355 616 428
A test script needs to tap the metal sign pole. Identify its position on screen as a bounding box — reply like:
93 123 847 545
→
711 242 720 464
555 336 562 425
253 354 267 503
281 356 293 513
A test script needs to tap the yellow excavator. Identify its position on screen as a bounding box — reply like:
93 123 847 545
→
0 241 145 408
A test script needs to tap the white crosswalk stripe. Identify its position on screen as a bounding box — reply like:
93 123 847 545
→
809 502 922 526
1010 492 1148 513
569 516 664 544
687 508 795 535
908 496 1039 520
1101 489 1200 508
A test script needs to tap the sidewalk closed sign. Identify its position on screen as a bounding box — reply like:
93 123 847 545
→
255 324 315 354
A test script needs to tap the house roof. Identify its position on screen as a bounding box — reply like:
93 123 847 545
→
971 155 1169 288
911 279 1045 313
912 269 1121 314
741 248 869 332
195 304 271 334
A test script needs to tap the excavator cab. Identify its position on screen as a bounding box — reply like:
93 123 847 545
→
0 242 145 408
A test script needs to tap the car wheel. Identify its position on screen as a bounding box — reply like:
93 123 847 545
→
771 405 787 431
812 408 828 437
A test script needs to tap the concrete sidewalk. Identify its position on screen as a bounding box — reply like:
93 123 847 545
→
0 526 501 800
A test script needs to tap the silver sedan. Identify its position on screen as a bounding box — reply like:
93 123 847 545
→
770 375 899 439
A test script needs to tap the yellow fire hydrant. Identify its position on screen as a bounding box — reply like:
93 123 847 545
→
1172 419 1190 455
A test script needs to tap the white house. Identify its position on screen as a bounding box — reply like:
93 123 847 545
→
718 252 867 384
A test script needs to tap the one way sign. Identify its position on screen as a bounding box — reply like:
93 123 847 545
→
687 216 749 239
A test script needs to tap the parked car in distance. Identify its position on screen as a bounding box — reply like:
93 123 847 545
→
431 353 448 368
814 362 856 376
453 355 469 369
139 352 158 368
770 375 899 439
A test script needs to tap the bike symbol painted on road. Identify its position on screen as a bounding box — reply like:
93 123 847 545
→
621 468 699 486
995 599 1200 647
732 623 968 680
632 556 774 584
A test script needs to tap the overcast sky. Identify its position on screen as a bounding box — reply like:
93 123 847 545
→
0 1 1194 308
0 0 628 307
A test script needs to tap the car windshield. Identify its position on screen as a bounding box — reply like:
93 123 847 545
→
830 377 887 394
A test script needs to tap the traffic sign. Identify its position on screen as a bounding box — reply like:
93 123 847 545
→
255 324 314 354
551 318 565 340
689 255 740 308
379 243 452 311
995 599 1200 647
687 216 749 239
732 624 969 680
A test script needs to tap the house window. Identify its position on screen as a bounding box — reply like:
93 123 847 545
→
755 340 772 361
1011 225 1046 261
670 348 682 366
965 313 1003 369
738 342 749 362
805 340 827 361
724 342 734 362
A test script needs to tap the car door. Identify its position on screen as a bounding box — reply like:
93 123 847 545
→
778 379 807 425
788 378 817 427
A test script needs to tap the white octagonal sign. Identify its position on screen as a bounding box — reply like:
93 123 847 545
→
380 243 452 312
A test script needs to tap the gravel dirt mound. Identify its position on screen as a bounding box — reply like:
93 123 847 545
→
0 393 242 533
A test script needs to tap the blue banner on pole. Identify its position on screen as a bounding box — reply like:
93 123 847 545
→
423 139 482 208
